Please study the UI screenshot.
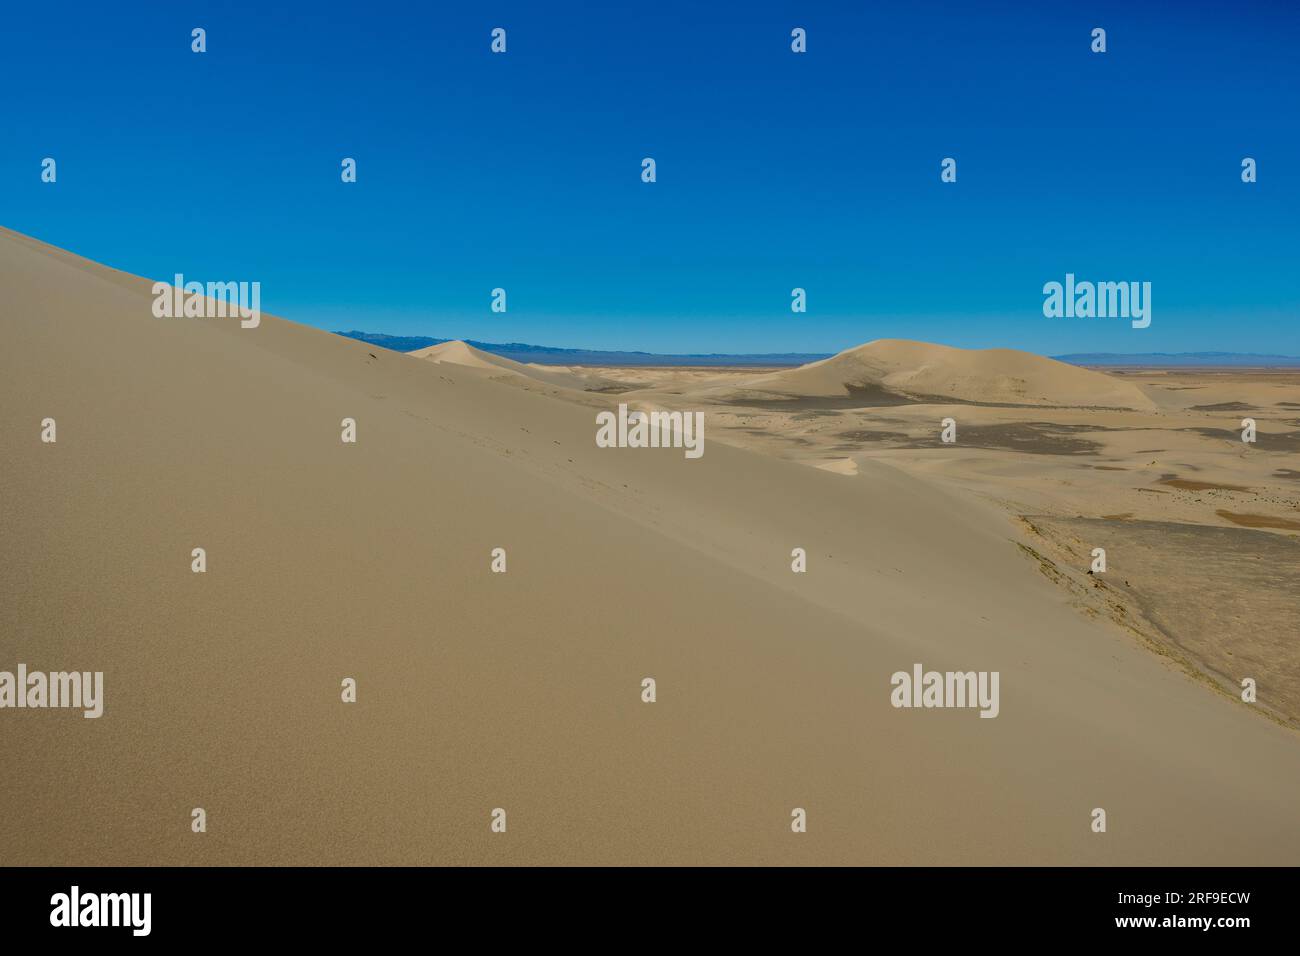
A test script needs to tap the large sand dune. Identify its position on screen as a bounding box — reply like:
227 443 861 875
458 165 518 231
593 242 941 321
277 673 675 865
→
735 339 1158 410
2 226 1298 865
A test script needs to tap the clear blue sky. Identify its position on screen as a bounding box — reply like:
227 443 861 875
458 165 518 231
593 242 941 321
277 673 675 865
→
3 1 1296 355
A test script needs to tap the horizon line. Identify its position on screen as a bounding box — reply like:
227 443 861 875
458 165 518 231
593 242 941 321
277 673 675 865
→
335 330 1300 368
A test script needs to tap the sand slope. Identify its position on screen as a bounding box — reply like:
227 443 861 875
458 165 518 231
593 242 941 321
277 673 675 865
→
1 226 1297 866
737 339 1158 409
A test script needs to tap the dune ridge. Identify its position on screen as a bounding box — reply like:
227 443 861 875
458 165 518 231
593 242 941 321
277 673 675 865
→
732 338 1159 410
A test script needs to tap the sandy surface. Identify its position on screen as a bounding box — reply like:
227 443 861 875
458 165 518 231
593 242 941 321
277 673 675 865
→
588 359 1300 731
2 226 1299 866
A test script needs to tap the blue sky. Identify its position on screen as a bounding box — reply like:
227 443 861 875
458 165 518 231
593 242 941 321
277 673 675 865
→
2 1 1296 355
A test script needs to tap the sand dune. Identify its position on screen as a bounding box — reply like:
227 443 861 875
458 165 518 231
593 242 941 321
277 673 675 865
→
409 339 528 371
2 226 1299 866
732 339 1158 410
410 339 615 392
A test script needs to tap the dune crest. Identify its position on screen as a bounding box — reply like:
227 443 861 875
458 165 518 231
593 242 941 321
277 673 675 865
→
409 339 611 392
737 339 1158 410
409 339 515 369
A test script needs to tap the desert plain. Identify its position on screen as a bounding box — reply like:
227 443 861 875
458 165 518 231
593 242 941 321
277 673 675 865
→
2 225 1298 865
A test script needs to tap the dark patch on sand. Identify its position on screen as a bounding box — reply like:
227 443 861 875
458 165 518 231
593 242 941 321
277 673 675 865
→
1216 510 1300 531
1190 401 1256 411
790 410 841 421
1274 469 1300 481
721 383 916 411
945 423 1103 455
1041 423 1119 433
723 384 1144 413
1187 427 1300 451
835 422 1106 454
836 429 912 443
1158 477 1254 492
583 384 639 394
1027 516 1300 726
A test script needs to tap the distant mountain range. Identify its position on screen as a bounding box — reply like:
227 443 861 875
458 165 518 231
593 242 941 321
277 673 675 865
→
1053 351 1300 367
336 332 1300 369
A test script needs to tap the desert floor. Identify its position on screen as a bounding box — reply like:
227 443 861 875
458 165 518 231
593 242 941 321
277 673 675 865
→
2 226 1298 865
569 363 1300 732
